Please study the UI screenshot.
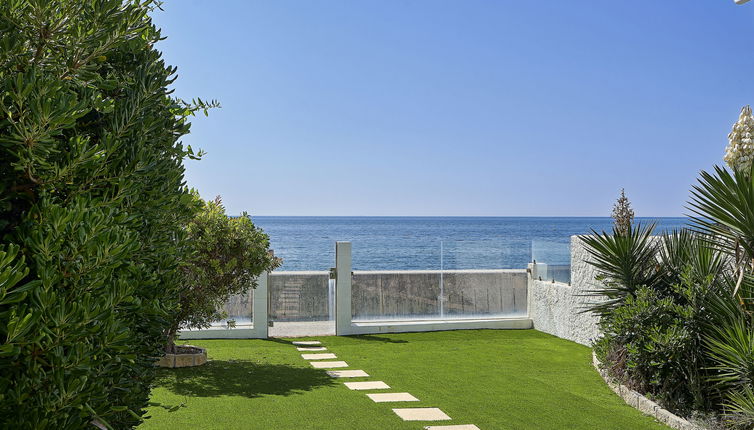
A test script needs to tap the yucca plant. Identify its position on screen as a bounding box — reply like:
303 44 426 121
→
580 223 662 316
679 162 754 424
585 108 754 423
689 164 754 309
706 314 754 428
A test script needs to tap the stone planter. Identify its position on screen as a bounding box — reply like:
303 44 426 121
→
157 345 208 368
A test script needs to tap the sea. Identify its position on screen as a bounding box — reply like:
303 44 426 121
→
252 217 688 271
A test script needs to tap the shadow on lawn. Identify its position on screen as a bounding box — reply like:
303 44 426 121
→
347 334 408 344
155 360 335 398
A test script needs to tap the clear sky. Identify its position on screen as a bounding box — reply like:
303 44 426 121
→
151 1 754 217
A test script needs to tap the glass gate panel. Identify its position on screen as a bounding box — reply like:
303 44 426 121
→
268 271 335 337
209 287 254 329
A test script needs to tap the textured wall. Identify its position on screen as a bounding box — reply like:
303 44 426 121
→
528 236 601 346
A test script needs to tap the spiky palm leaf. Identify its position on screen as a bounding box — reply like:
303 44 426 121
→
580 223 661 316
725 387 754 427
707 318 754 390
688 165 754 268
659 229 729 293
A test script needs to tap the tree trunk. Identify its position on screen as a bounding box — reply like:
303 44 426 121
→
165 325 179 354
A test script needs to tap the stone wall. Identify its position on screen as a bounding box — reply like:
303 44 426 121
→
528 236 601 346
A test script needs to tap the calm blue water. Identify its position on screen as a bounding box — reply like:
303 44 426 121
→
253 217 688 271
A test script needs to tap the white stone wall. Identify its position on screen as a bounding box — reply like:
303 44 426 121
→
528 236 601 346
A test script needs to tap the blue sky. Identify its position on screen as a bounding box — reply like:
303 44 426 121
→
152 1 754 217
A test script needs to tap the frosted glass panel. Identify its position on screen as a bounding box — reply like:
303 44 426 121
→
211 287 254 328
352 270 527 321
352 272 442 321
268 272 335 336
531 240 571 284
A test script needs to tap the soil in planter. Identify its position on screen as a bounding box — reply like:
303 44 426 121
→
174 345 203 355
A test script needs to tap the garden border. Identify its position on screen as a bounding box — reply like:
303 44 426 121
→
592 352 704 430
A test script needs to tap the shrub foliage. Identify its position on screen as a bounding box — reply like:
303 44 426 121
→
586 168 754 426
166 195 280 353
0 1 211 428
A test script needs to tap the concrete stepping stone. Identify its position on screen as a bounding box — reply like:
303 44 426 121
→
301 353 337 360
292 341 321 346
310 361 348 369
366 392 419 403
424 426 480 430
393 408 451 421
327 370 369 378
344 381 390 390
297 347 327 351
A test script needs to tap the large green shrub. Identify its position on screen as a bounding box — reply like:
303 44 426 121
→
588 228 730 414
165 195 280 353
0 1 211 428
586 164 754 425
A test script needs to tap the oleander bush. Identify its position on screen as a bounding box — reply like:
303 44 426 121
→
0 1 214 428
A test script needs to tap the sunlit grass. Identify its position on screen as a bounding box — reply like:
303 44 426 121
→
141 330 668 430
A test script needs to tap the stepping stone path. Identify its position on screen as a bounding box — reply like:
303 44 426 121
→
301 353 337 360
393 408 452 421
310 360 349 369
366 392 419 403
344 381 390 390
296 347 327 351
327 370 369 378
290 339 480 429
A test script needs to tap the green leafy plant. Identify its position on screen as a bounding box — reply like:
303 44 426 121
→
584 106 754 424
0 1 214 428
580 223 661 317
165 195 281 353
591 231 730 414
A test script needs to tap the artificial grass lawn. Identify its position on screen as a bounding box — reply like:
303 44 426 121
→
140 330 668 430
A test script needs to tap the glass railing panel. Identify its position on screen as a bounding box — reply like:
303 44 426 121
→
440 239 524 269
531 240 571 284
352 271 442 321
441 271 527 318
351 237 441 271
209 286 254 329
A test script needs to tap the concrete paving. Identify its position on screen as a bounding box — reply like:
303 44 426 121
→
392 408 451 421
269 320 335 337
310 360 348 369
326 370 369 378
424 426 480 430
296 347 327 351
344 381 390 390
301 353 337 360
291 341 321 346
366 393 419 403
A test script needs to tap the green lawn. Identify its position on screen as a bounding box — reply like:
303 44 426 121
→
140 330 668 430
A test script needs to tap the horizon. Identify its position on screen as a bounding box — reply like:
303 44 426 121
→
152 1 754 217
